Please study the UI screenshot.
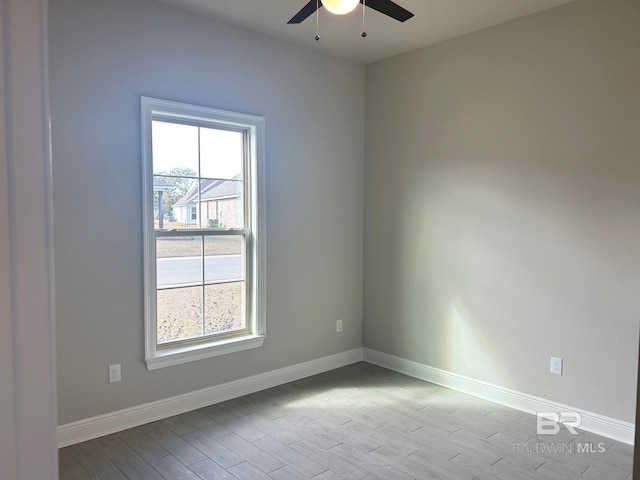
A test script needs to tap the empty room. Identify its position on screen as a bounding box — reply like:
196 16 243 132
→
2 0 639 479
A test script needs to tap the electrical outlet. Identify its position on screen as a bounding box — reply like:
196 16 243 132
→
336 319 343 333
109 364 121 383
550 357 563 376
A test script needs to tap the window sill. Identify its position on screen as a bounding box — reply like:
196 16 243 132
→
146 334 266 371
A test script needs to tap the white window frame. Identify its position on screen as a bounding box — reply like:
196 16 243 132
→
141 97 266 370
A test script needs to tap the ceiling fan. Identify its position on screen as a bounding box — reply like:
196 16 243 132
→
288 0 414 25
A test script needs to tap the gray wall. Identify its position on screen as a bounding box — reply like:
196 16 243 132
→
365 0 640 422
50 0 365 425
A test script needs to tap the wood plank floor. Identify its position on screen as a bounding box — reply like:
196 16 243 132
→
59 362 634 479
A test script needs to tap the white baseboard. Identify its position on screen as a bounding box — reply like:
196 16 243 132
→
363 348 634 445
58 347 634 448
57 348 363 447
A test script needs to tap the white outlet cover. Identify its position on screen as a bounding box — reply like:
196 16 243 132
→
550 357 563 376
109 364 121 383
336 319 343 333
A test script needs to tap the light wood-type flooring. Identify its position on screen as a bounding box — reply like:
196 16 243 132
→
59 362 634 479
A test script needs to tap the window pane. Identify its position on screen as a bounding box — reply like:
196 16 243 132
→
154 177 198 230
204 282 245 335
204 236 244 284
157 237 202 288
157 286 203 344
200 127 243 180
200 179 244 229
152 121 199 176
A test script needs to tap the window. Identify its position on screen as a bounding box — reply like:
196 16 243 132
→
142 97 266 370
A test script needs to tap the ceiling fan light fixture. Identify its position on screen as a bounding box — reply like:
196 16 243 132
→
322 0 360 15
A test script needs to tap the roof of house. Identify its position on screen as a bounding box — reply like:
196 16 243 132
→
153 177 174 191
174 176 241 207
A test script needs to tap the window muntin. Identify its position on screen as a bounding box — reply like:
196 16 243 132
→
142 97 265 369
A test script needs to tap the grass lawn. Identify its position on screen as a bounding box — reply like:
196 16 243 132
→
157 282 244 344
156 235 242 258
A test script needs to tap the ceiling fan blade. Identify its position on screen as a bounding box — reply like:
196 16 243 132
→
288 0 321 24
364 0 414 22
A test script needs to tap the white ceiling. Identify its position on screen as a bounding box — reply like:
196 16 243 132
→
154 0 577 64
